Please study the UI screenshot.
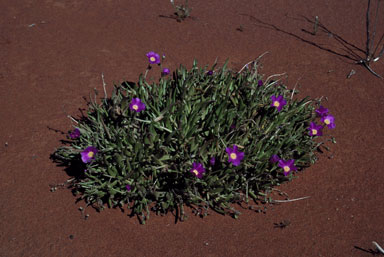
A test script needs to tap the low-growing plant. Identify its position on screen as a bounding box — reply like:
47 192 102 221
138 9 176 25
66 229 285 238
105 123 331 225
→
52 52 335 224
170 0 191 22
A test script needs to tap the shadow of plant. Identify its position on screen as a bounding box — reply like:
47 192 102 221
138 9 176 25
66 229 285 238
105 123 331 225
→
242 2 384 79
354 245 383 255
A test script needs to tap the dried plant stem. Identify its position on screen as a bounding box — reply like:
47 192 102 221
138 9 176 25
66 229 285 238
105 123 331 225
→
372 241 384 254
361 60 383 78
300 6 383 79
369 0 380 55
366 0 372 59
264 72 287 86
238 51 269 74
361 0 384 78
290 76 302 100
313 16 319 35
272 196 310 203
67 115 79 124
238 60 254 74
101 73 107 98
373 34 384 61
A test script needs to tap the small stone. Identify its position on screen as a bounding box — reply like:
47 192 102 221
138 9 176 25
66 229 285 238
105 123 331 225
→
69 235 74 240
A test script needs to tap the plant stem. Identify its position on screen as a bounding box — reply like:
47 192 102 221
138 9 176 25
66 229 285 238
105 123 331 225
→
313 16 319 35
369 0 381 57
366 0 372 60
372 241 384 254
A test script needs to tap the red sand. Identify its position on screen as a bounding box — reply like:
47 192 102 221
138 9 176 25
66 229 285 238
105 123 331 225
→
1 0 383 256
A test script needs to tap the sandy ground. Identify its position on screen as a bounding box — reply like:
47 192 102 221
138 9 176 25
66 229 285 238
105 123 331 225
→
1 0 384 256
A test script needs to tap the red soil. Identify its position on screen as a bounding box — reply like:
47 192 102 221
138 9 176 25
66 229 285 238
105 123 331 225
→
1 0 384 256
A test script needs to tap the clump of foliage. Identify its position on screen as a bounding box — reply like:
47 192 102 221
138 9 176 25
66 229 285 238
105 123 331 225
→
52 53 335 224
170 0 191 22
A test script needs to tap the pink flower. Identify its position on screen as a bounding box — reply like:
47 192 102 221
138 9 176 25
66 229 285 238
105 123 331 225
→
315 106 329 117
190 162 206 178
69 128 80 139
270 95 287 112
162 68 170 76
129 98 146 112
269 154 280 163
321 115 335 129
226 145 244 166
308 122 323 136
278 159 297 176
80 146 98 163
146 51 160 64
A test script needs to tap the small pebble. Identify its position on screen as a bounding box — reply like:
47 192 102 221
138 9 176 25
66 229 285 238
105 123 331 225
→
69 235 74 240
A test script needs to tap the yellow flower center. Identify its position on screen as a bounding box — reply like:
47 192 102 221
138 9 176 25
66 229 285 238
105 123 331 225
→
87 151 94 158
230 153 237 160
192 169 199 176
283 166 290 172
324 119 330 125
273 101 280 107
312 129 317 135
150 56 156 62
133 104 138 110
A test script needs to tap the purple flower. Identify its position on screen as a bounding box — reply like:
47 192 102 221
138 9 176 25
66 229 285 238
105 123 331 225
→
270 95 287 112
146 51 160 64
226 145 244 166
207 70 213 75
190 162 206 178
269 154 280 163
321 115 335 129
308 122 323 136
278 159 297 176
126 184 131 191
315 106 329 117
162 68 170 76
129 98 146 112
257 80 263 87
81 146 98 163
210 157 216 166
70 128 80 139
